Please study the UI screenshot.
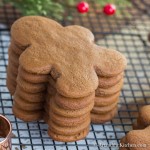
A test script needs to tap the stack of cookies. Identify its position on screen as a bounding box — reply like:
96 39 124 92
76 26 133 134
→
91 48 126 124
48 92 94 142
7 16 127 142
12 65 48 121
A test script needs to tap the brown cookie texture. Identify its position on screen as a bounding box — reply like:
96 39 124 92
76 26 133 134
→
91 106 117 124
14 94 43 111
50 111 90 127
55 92 95 110
94 92 120 107
50 97 94 117
7 70 17 83
98 72 123 88
95 47 127 77
6 77 16 95
120 126 150 150
8 46 20 67
15 86 46 103
48 127 89 142
7 59 19 74
91 100 118 114
13 104 43 122
10 16 127 98
49 118 90 135
47 84 57 96
7 67 18 81
16 75 47 93
10 39 26 55
7 74 17 88
7 64 18 76
18 66 48 84
95 79 124 97
6 71 17 95
133 105 150 130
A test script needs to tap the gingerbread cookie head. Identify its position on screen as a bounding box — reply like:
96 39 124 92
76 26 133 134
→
11 16 127 98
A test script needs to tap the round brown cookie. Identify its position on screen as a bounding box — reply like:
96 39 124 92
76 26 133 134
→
15 86 46 103
91 101 118 114
55 92 95 110
18 66 48 84
13 104 43 122
95 47 127 77
95 79 123 97
94 92 120 107
48 127 89 142
50 98 94 117
17 75 47 93
49 118 90 136
47 84 57 96
98 72 123 89
91 106 117 124
14 94 43 111
49 111 90 127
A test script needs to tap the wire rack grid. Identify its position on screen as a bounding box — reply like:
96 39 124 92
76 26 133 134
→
0 0 150 150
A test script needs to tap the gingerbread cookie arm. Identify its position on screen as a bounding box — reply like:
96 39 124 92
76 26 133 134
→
94 46 127 77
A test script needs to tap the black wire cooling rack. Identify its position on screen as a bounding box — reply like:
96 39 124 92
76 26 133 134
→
0 0 150 150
